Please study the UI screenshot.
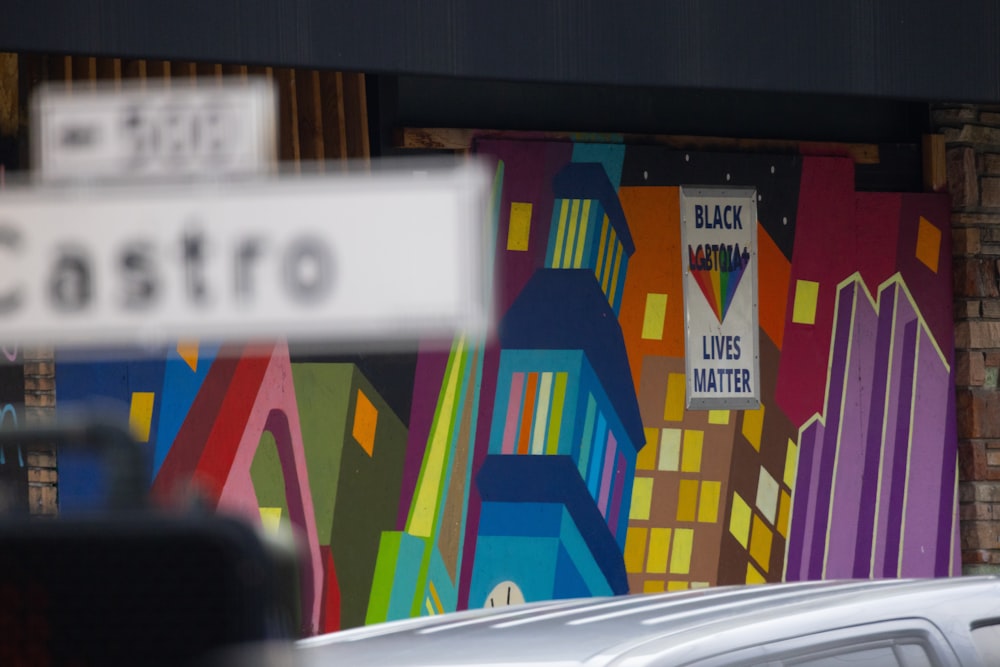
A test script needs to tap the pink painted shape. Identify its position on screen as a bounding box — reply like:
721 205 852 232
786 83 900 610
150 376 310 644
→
776 158 868 428
598 434 617 517
216 340 324 635
2 345 17 362
502 373 526 454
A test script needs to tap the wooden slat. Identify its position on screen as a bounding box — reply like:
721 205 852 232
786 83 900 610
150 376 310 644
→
294 69 324 165
341 72 369 162
922 134 946 193
397 127 881 165
274 67 299 165
0 53 18 137
318 70 347 164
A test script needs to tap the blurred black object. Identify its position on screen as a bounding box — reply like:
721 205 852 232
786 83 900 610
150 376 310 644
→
0 418 299 666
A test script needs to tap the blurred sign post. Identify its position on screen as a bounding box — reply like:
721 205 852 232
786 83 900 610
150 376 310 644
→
2 80 492 350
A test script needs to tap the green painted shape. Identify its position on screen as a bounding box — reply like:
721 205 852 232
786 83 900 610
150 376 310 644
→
330 370 409 629
250 430 290 522
366 531 427 624
291 362 354 546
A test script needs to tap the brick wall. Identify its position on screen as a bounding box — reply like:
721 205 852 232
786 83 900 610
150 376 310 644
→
936 105 1000 572
24 346 56 515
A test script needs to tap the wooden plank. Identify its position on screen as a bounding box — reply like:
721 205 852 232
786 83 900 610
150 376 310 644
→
341 72 370 162
294 69 324 165
274 67 300 165
0 53 17 137
396 127 881 165
922 134 946 193
319 70 348 164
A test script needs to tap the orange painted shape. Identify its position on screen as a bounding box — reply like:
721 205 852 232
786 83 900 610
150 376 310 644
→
352 388 379 457
617 186 685 384
177 340 200 372
916 215 941 273
757 223 791 350
517 372 538 455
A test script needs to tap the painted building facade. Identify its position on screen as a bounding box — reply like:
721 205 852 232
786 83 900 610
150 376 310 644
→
56 137 957 634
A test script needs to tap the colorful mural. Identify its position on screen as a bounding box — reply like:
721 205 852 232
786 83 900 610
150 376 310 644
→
56 138 957 634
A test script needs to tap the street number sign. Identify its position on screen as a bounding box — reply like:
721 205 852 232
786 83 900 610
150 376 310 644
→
31 79 277 183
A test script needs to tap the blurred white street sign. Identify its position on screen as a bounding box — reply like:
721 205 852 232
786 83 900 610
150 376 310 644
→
0 165 492 348
32 79 277 183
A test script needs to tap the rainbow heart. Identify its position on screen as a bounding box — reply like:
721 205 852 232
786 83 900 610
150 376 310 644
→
688 243 751 323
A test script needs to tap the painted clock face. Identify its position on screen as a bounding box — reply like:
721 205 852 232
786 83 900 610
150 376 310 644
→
485 580 525 608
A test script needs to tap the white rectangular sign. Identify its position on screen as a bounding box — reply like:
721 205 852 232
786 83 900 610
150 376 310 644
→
680 186 760 410
32 78 277 183
0 164 491 348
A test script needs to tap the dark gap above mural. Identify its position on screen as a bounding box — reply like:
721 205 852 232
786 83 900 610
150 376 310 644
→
56 138 957 634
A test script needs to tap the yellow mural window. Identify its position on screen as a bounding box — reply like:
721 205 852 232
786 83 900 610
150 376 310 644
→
677 479 699 522
749 515 773 573
641 293 669 340
691 581 710 589
637 428 659 470
658 428 681 471
669 528 693 575
777 490 792 538
708 410 730 425
741 404 765 452
698 481 721 523
643 580 666 593
624 527 648 573
667 581 689 591
353 388 379 457
729 492 751 548
647 527 671 574
784 439 799 488
629 477 654 521
663 373 686 422
507 202 532 251
756 467 779 525
128 391 155 443
259 507 282 535
792 279 820 325
552 199 570 267
746 563 767 585
681 430 704 473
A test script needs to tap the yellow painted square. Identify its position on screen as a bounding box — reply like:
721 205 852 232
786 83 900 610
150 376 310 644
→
749 515 773 573
698 481 721 523
742 404 765 452
658 428 681 471
677 479 699 522
669 528 693 575
746 563 766 585
647 527 671 574
259 507 282 535
629 477 654 521
353 388 379 456
667 581 689 591
708 410 730 425
641 293 669 340
784 439 799 488
636 428 659 470
624 527 648 573
507 202 533 251
129 391 155 443
643 580 666 593
729 492 751 548
681 430 704 473
777 490 791 537
915 216 941 273
691 581 710 589
792 279 820 325
663 373 686 422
